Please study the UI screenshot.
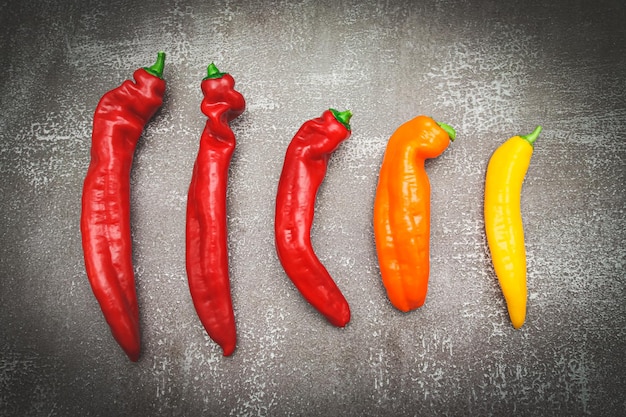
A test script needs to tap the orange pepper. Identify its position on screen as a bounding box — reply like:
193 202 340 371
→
373 115 456 312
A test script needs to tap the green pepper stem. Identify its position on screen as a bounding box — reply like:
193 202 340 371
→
520 125 542 146
144 52 166 78
330 108 352 131
437 122 456 141
204 62 227 79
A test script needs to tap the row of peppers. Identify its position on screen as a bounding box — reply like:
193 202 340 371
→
80 53 541 361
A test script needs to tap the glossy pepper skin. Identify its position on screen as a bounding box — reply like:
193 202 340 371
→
80 52 166 361
484 126 542 329
275 109 353 327
186 63 245 356
373 115 456 312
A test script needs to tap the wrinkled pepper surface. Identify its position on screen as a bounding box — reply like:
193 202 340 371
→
275 109 353 327
80 52 166 361
484 126 542 329
186 63 245 356
373 115 456 312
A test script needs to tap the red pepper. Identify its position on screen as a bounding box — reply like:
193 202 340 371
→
274 109 353 327
80 52 166 361
186 63 245 356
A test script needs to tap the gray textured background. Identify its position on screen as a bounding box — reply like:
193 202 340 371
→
1 0 625 416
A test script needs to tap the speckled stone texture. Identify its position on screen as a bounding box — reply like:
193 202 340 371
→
1 0 625 416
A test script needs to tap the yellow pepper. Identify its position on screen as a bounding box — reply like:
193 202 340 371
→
484 126 542 329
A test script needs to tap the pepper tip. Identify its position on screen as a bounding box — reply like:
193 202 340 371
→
511 317 525 330
221 344 236 356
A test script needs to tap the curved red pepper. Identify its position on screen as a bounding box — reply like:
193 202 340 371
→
186 63 245 356
274 109 352 327
80 52 166 361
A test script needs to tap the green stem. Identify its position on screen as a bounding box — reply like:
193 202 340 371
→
330 108 352 131
204 62 227 79
520 125 542 146
144 52 166 78
437 122 456 141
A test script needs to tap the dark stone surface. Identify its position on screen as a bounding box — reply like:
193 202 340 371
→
1 0 625 415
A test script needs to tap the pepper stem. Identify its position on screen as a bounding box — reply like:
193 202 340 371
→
330 108 352 131
144 51 166 78
204 62 227 79
520 125 542 146
437 122 456 141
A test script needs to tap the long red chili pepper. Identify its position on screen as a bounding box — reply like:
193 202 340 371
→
186 63 245 356
274 109 353 327
80 52 166 361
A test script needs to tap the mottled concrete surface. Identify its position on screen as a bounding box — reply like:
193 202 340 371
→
1 0 625 416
